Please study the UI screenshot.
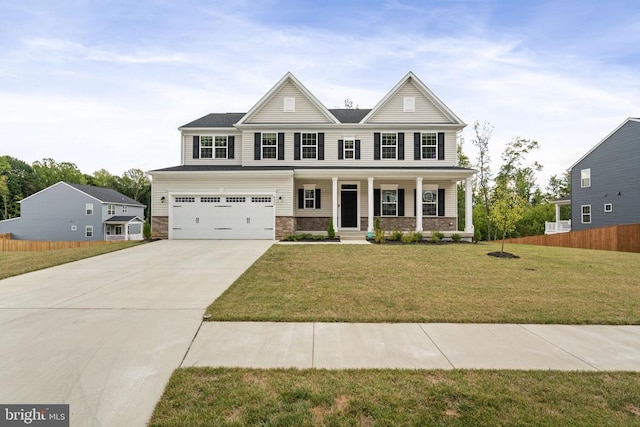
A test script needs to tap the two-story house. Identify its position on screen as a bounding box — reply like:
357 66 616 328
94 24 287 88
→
149 72 476 240
0 181 146 241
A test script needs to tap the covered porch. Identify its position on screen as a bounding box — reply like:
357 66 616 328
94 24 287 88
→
104 216 145 241
545 198 572 234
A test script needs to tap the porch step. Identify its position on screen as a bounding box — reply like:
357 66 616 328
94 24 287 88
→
338 231 368 241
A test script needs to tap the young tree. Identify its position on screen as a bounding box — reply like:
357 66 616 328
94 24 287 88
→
490 178 526 254
471 120 493 240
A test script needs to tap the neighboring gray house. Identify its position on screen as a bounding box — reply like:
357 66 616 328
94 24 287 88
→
546 117 640 233
0 182 146 241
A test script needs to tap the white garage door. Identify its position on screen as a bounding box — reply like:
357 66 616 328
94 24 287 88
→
171 195 274 239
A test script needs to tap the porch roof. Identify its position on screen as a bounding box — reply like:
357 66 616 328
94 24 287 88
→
105 215 144 224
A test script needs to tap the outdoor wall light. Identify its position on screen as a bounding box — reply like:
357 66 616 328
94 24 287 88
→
617 192 622 196
161 196 166 203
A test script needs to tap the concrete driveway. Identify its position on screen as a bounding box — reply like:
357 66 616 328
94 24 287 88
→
0 240 273 427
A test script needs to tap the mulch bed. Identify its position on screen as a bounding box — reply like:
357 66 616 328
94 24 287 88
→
487 251 520 259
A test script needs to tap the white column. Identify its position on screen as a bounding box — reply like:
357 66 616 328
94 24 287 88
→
332 177 339 230
555 203 561 225
367 177 374 232
416 177 423 232
465 178 474 233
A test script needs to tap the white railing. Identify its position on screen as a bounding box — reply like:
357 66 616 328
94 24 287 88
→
105 233 144 241
545 220 571 235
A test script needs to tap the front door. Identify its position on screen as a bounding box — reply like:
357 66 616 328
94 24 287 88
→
340 186 358 228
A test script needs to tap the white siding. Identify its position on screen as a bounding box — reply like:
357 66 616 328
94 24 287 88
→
247 81 333 124
182 131 243 166
151 173 293 217
367 81 451 124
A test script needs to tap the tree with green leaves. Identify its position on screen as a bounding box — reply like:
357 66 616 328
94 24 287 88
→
456 133 471 231
471 120 493 241
490 178 526 254
32 158 86 190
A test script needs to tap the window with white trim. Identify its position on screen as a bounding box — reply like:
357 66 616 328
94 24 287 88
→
421 132 437 159
302 133 317 159
343 138 355 159
381 189 397 216
122 205 127 213
403 97 415 112
200 136 213 158
304 189 316 209
85 225 93 238
581 168 591 188
581 205 591 223
199 136 228 159
381 133 397 159
604 203 612 212
262 133 277 159
86 203 93 215
422 190 437 216
108 204 116 215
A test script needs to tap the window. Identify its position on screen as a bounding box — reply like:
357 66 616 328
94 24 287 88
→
381 133 397 159
604 203 612 212
108 204 116 215
114 225 123 235
302 133 317 159
304 189 316 209
252 197 272 203
201 197 221 203
200 136 213 158
581 168 591 188
226 197 246 203
421 132 437 159
284 97 295 112
581 205 591 223
215 136 228 158
85 225 93 238
343 138 355 159
422 190 437 216
262 133 277 159
86 203 93 215
175 197 195 203
403 97 415 112
381 189 397 216
122 206 127 213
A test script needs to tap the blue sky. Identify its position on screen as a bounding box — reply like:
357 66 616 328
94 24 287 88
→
1 0 639 187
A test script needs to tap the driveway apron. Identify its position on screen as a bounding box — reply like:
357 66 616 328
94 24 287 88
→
0 240 272 427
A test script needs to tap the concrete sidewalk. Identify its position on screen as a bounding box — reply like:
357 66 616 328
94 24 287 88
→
184 322 640 371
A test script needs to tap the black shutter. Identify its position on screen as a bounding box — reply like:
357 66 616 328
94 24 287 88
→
414 133 421 160
192 136 200 159
398 189 405 216
355 139 361 160
298 189 304 209
338 139 344 160
438 132 445 160
294 133 301 160
398 133 404 160
277 133 285 160
374 189 381 216
254 133 261 160
228 136 235 159
315 189 321 209
374 132 381 160
438 188 445 216
318 133 324 160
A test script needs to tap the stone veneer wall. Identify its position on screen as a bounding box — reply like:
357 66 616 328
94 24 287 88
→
275 216 296 240
376 217 457 232
151 216 168 239
296 217 330 231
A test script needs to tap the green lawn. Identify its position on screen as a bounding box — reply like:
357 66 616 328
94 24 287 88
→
150 368 640 426
207 243 640 324
0 241 142 280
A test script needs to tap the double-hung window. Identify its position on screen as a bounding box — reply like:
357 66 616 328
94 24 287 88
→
262 133 277 159
343 138 355 159
108 204 116 215
581 168 591 188
381 133 397 159
85 225 93 238
422 190 437 216
304 189 316 209
200 136 228 159
421 132 437 159
302 133 317 159
214 136 228 158
86 203 93 215
200 136 213 158
581 205 591 223
381 189 397 216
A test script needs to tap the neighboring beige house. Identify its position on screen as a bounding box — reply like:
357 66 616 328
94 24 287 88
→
149 72 476 240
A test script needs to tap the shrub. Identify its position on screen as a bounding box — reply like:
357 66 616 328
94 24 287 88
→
327 218 335 239
430 231 444 243
375 218 382 232
401 233 414 244
374 228 386 244
451 233 462 242
143 221 152 240
412 231 423 242
389 230 403 241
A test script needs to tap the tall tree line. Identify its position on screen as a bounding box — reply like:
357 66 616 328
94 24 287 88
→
0 156 151 221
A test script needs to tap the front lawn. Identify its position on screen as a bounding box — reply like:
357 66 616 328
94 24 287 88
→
150 368 640 426
207 243 640 324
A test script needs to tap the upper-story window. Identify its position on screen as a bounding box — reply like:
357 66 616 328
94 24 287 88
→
302 133 317 159
381 133 397 159
122 205 128 213
421 132 437 159
200 136 228 159
262 133 277 159
343 138 355 159
108 204 116 215
86 203 93 215
581 168 591 188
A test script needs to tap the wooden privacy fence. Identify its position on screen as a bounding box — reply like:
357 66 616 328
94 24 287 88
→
505 223 640 253
0 237 117 252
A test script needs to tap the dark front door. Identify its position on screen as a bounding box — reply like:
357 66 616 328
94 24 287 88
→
340 190 358 228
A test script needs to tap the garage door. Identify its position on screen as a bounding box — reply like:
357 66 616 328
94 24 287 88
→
171 195 274 239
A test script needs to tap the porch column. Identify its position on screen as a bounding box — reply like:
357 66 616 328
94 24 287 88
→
367 177 374 232
416 177 423 232
465 178 474 233
555 203 561 225
332 177 339 231
125 224 129 241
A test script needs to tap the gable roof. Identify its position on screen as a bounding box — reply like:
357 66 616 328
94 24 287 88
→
329 109 371 123
236 72 340 125
360 71 465 125
66 183 145 206
569 117 640 170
